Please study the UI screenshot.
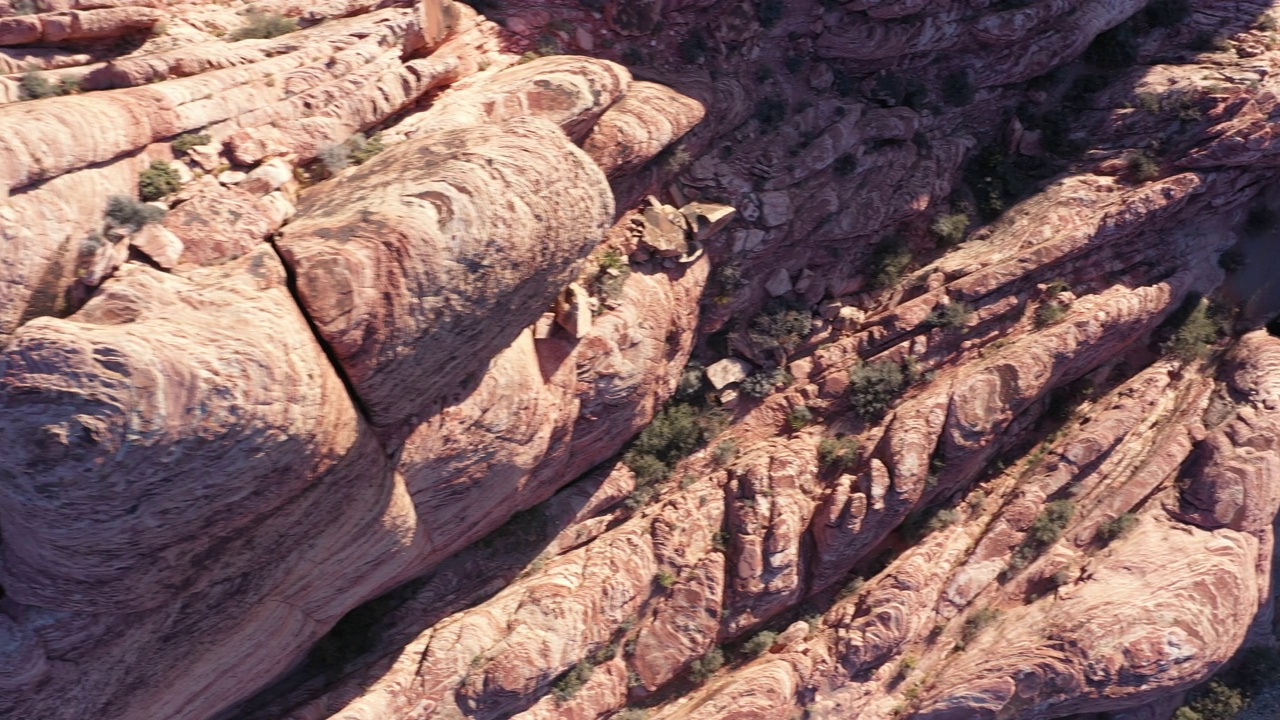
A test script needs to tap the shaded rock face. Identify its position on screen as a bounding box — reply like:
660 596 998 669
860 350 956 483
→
8 2 1280 720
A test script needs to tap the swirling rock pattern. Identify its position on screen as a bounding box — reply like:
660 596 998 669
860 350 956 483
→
276 117 613 427
0 3 708 718
8 1 1280 720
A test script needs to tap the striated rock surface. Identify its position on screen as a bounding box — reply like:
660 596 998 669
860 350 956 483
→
0 3 708 718
8 1 1280 720
276 116 613 427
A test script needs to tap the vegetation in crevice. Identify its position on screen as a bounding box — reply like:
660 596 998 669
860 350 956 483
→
232 10 299 41
867 236 913 290
747 300 813 356
847 360 909 421
138 161 181 201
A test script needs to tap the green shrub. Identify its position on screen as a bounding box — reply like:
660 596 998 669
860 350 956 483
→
19 71 56 100
1029 500 1075 546
903 506 959 543
232 10 298 40
961 607 1001 643
655 569 676 588
12 0 38 15
663 145 692 173
714 262 746 291
787 405 814 431
624 402 721 483
740 368 789 398
1035 301 1068 327
1127 150 1160 182
349 132 385 164
172 132 211 153
319 144 351 173
591 263 630 309
316 133 386 176
818 436 859 472
838 575 864 599
1218 248 1246 273
742 630 778 657
926 302 972 331
747 301 812 354
600 248 627 273
675 362 705 400
19 72 81 100
1097 513 1137 542
626 454 668 485
1164 297 1220 362
138 161 181 201
868 237 913 289
754 97 787 129
964 142 1058 221
689 647 725 683
925 508 960 534
105 195 166 230
553 660 595 702
712 440 738 466
833 153 858 176
847 360 907 421
931 213 970 244
1175 681 1246 720
632 403 705 464
678 30 709 64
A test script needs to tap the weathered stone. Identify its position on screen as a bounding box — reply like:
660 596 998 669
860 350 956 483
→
681 201 737 241
706 357 753 389
129 223 183 270
765 267 793 297
555 282 593 338
275 118 613 427
163 184 273 266
759 191 793 227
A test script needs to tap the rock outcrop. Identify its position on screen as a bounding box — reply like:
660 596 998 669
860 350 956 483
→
6 0 1280 719
276 117 614 427
0 3 710 718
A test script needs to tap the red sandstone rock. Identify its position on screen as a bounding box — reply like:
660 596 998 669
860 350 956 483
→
6 2 1280 720
275 117 614 427
162 182 273 265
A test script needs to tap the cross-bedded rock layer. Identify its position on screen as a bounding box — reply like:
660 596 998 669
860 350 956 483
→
5 0 1280 719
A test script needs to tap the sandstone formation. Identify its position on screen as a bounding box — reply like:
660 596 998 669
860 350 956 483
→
0 2 710 717
5 0 1280 719
276 117 614 427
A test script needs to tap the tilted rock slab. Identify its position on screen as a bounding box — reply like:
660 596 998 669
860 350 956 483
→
0 246 425 720
276 116 613 427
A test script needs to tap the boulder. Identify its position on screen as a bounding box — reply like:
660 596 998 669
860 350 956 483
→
706 357 753 389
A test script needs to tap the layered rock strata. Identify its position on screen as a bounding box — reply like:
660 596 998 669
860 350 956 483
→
6 0 1280 719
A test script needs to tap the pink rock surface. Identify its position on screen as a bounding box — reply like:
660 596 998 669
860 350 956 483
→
275 117 613 427
582 80 707 177
8 1 1280 720
162 181 273 265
